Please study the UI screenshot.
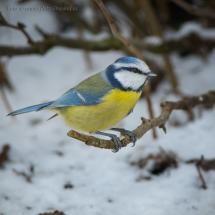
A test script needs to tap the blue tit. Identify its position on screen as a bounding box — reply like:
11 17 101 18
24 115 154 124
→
8 56 156 151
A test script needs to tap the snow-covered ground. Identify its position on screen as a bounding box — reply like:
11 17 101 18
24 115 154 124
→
0 2 215 215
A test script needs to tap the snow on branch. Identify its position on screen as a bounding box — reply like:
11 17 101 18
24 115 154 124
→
67 91 215 150
0 12 214 57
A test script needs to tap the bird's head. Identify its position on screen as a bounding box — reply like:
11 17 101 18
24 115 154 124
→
105 56 156 91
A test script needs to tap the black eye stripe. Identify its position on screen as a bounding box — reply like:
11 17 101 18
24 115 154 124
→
127 67 142 74
119 67 147 75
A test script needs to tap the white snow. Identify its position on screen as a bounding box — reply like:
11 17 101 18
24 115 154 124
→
0 2 215 215
166 22 215 39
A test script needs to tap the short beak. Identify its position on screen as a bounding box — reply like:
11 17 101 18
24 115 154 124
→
147 72 157 78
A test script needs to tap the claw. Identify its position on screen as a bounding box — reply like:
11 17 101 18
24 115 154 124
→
111 135 122 153
95 131 122 152
111 128 137 147
123 130 137 147
129 131 137 147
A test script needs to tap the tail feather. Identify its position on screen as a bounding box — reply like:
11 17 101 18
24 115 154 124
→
7 101 53 116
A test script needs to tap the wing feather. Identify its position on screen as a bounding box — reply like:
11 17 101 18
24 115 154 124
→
49 73 112 108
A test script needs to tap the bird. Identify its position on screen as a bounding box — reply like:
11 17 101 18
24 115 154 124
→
8 56 156 152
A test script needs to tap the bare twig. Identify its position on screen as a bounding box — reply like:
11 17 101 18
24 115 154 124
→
0 144 10 168
0 32 214 57
171 0 215 19
144 84 157 139
68 91 215 150
0 12 34 45
139 0 178 93
187 158 215 171
13 164 34 183
195 156 208 190
0 36 122 57
130 149 178 175
93 0 144 59
0 88 13 114
38 211 65 215
0 60 13 90
0 3 215 58
0 60 13 113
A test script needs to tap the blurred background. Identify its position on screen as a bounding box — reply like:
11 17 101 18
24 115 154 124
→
0 0 215 215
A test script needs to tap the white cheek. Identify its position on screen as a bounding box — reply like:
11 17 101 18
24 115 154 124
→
114 71 147 90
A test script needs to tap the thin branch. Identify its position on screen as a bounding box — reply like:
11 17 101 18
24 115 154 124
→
171 0 215 19
93 0 144 59
187 157 215 171
0 88 13 114
144 84 157 139
0 12 34 45
0 60 13 113
0 144 10 168
38 210 65 215
139 0 178 93
12 164 34 183
0 36 122 57
67 91 215 150
195 156 207 190
0 32 214 57
0 5 215 58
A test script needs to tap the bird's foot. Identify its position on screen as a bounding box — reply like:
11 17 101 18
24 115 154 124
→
110 135 123 153
95 131 122 152
111 128 137 147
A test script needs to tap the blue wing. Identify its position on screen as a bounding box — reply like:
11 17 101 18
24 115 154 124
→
48 73 112 108
49 88 103 107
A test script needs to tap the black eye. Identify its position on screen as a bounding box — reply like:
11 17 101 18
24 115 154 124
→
130 67 142 74
122 67 143 74
134 68 140 73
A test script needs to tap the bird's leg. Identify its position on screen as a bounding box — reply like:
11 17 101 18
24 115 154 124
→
95 131 122 152
110 128 137 147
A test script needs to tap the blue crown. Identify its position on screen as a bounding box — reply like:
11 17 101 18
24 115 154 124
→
114 56 142 65
104 56 148 91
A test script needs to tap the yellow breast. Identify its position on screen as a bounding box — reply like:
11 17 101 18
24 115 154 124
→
57 89 141 132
